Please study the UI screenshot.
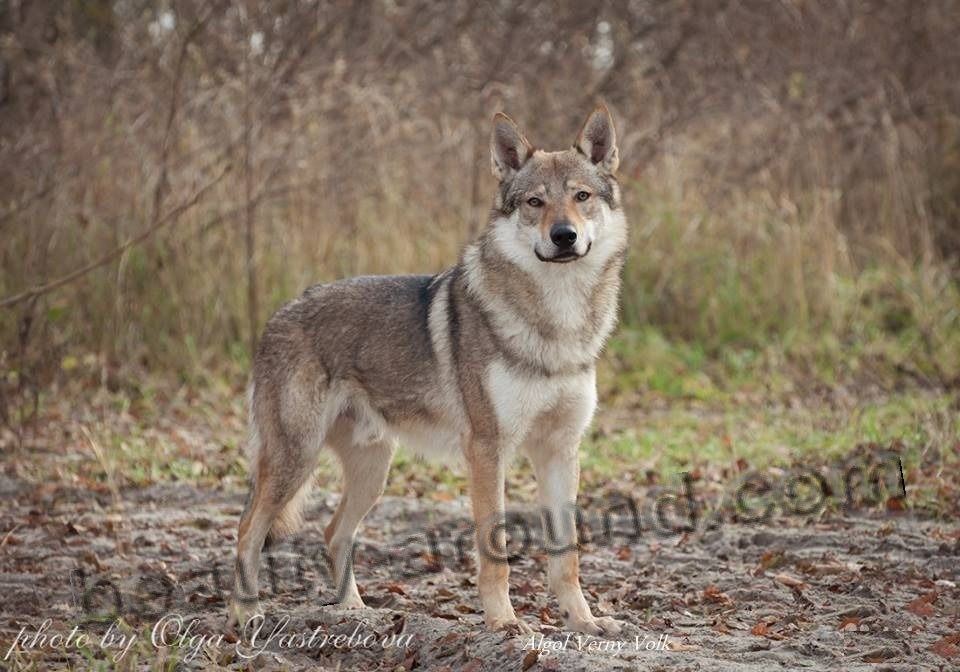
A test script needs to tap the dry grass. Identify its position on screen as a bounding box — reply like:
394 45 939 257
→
2 140 958 395
1 1 958 409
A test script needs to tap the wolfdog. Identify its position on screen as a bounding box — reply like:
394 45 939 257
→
229 105 627 635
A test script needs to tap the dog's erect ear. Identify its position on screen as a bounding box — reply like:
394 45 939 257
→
491 112 533 182
575 104 619 174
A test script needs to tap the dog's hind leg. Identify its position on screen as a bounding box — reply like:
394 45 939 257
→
324 436 394 609
228 411 324 628
228 477 279 628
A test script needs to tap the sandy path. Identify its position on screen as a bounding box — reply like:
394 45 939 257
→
1 478 957 670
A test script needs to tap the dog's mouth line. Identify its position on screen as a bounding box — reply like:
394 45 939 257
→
535 242 592 263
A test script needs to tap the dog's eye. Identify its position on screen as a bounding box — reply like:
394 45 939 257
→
575 191 591 202
527 197 544 208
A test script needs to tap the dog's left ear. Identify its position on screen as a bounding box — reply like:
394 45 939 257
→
575 104 619 174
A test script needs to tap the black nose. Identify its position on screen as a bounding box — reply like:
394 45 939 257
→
550 222 578 249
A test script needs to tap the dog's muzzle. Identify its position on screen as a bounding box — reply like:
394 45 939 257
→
535 241 591 263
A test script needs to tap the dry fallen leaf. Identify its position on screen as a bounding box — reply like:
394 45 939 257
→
839 617 860 631
386 583 408 596
539 606 558 625
522 648 541 671
385 616 406 637
885 496 905 511
930 632 960 659
759 550 786 570
773 573 806 589
516 580 538 597
905 590 938 617
433 587 454 601
703 584 733 605
749 620 788 640
667 639 701 651
405 650 420 671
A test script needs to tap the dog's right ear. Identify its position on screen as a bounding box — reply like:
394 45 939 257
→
490 113 533 182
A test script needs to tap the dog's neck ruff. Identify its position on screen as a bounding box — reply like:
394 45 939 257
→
457 218 626 378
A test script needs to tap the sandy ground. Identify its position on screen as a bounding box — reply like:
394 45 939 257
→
1 475 958 671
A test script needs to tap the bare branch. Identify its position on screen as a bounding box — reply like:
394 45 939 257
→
0 165 231 309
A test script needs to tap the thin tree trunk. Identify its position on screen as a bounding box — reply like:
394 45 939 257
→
468 120 485 238
244 47 259 358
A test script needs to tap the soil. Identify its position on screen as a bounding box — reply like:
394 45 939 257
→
1 475 958 671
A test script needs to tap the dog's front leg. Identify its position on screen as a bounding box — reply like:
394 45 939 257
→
527 439 623 636
464 437 530 632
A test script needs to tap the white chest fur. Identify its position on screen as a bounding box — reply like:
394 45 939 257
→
486 359 597 451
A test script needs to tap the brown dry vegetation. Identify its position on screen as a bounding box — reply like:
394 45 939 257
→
1 0 959 404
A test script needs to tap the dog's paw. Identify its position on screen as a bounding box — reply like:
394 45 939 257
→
225 599 262 632
486 616 534 635
564 614 623 636
337 595 366 610
318 592 365 610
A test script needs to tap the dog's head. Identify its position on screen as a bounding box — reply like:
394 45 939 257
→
489 105 623 265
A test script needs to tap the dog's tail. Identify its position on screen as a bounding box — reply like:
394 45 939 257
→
264 479 312 547
244 383 313 548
